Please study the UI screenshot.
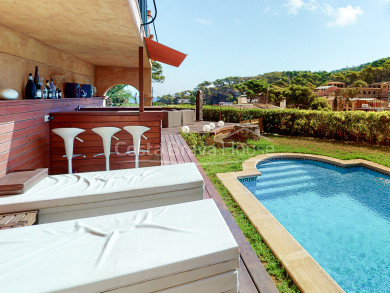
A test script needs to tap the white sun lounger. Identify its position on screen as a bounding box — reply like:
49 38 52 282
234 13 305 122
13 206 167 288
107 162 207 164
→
0 163 204 224
0 199 239 293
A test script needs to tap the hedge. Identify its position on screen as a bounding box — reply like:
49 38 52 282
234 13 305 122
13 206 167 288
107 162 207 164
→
203 106 390 145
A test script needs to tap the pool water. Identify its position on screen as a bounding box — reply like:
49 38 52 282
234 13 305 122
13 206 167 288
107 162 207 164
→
241 159 390 293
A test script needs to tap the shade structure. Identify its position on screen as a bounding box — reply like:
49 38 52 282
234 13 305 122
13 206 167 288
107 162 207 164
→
145 38 187 67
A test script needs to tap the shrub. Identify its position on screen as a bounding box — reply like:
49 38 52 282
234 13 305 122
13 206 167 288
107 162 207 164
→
311 97 331 111
180 132 209 154
203 106 390 145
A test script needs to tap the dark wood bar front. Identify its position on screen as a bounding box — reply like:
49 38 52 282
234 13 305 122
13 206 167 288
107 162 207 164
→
0 98 103 179
49 110 163 174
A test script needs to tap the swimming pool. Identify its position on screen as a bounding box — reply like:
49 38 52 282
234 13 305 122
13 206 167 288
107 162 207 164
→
240 158 390 293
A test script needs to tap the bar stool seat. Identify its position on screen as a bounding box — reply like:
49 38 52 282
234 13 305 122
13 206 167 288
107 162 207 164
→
123 126 150 168
92 127 121 171
52 128 86 174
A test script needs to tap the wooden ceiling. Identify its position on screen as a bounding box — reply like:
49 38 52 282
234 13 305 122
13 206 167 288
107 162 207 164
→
0 0 150 68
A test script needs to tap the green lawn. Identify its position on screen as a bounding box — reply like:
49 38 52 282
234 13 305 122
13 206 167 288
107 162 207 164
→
190 134 390 293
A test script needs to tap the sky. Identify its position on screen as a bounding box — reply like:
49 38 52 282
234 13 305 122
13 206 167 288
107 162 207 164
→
151 0 390 97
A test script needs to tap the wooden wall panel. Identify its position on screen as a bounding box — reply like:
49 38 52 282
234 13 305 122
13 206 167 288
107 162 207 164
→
0 98 103 179
49 111 162 174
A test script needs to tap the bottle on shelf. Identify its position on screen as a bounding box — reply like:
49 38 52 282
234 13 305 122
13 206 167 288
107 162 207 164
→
25 73 37 99
33 66 42 99
45 80 53 99
43 85 48 99
56 88 62 99
49 79 56 98
41 77 46 99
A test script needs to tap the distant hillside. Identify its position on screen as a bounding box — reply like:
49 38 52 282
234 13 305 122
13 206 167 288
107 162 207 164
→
255 56 390 88
332 57 390 73
157 57 390 105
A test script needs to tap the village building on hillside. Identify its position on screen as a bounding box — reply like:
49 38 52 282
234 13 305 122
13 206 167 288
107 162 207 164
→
327 81 346 88
314 81 390 112
314 85 338 97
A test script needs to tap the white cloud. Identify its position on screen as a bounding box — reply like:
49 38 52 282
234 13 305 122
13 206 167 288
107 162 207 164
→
326 5 364 27
285 0 306 14
263 6 271 14
284 0 318 15
307 0 318 11
195 18 212 25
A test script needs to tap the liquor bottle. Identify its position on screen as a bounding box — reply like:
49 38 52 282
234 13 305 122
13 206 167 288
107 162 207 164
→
33 66 42 99
41 77 47 98
55 88 62 99
46 80 53 99
25 73 37 99
43 85 48 99
49 79 56 98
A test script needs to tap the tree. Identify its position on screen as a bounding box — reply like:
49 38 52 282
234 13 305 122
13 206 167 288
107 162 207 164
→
345 71 360 84
351 80 368 87
268 86 284 104
152 61 165 83
106 85 126 96
106 85 136 106
339 88 359 101
311 97 331 111
282 85 316 108
235 79 269 103
157 94 174 105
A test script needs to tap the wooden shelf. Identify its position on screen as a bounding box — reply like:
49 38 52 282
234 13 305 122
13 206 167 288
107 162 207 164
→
0 97 104 106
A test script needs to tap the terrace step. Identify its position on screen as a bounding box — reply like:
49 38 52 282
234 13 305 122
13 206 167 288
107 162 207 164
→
253 181 317 197
253 175 313 189
257 169 309 179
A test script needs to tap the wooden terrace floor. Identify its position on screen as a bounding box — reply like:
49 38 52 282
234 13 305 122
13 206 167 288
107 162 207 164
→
161 130 279 293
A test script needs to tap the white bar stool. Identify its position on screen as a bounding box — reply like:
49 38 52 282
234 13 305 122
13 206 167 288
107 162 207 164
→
92 127 121 171
52 128 86 174
123 126 150 168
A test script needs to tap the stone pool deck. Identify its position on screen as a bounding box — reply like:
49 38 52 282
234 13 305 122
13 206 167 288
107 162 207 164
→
217 153 390 293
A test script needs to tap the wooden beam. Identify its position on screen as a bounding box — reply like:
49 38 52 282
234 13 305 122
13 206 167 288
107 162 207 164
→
139 46 144 113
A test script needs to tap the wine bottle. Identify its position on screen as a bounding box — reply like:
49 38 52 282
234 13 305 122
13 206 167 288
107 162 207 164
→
25 73 37 99
33 66 42 99
46 80 53 99
49 79 56 98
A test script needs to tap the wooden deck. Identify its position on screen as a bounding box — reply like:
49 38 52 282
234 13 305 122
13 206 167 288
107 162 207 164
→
161 131 279 293
0 211 37 229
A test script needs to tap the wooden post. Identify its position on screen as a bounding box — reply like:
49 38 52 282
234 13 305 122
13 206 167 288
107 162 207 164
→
139 47 144 112
196 90 203 121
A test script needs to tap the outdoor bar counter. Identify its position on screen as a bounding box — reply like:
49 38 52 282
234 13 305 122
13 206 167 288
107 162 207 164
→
50 108 163 174
0 98 104 179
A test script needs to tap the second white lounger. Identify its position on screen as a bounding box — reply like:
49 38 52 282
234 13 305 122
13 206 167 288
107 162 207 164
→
0 199 239 293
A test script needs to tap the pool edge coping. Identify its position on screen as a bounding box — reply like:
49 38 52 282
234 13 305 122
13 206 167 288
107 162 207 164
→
216 153 390 293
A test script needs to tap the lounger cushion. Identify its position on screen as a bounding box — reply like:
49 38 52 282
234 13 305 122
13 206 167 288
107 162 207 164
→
0 163 204 223
0 199 239 293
